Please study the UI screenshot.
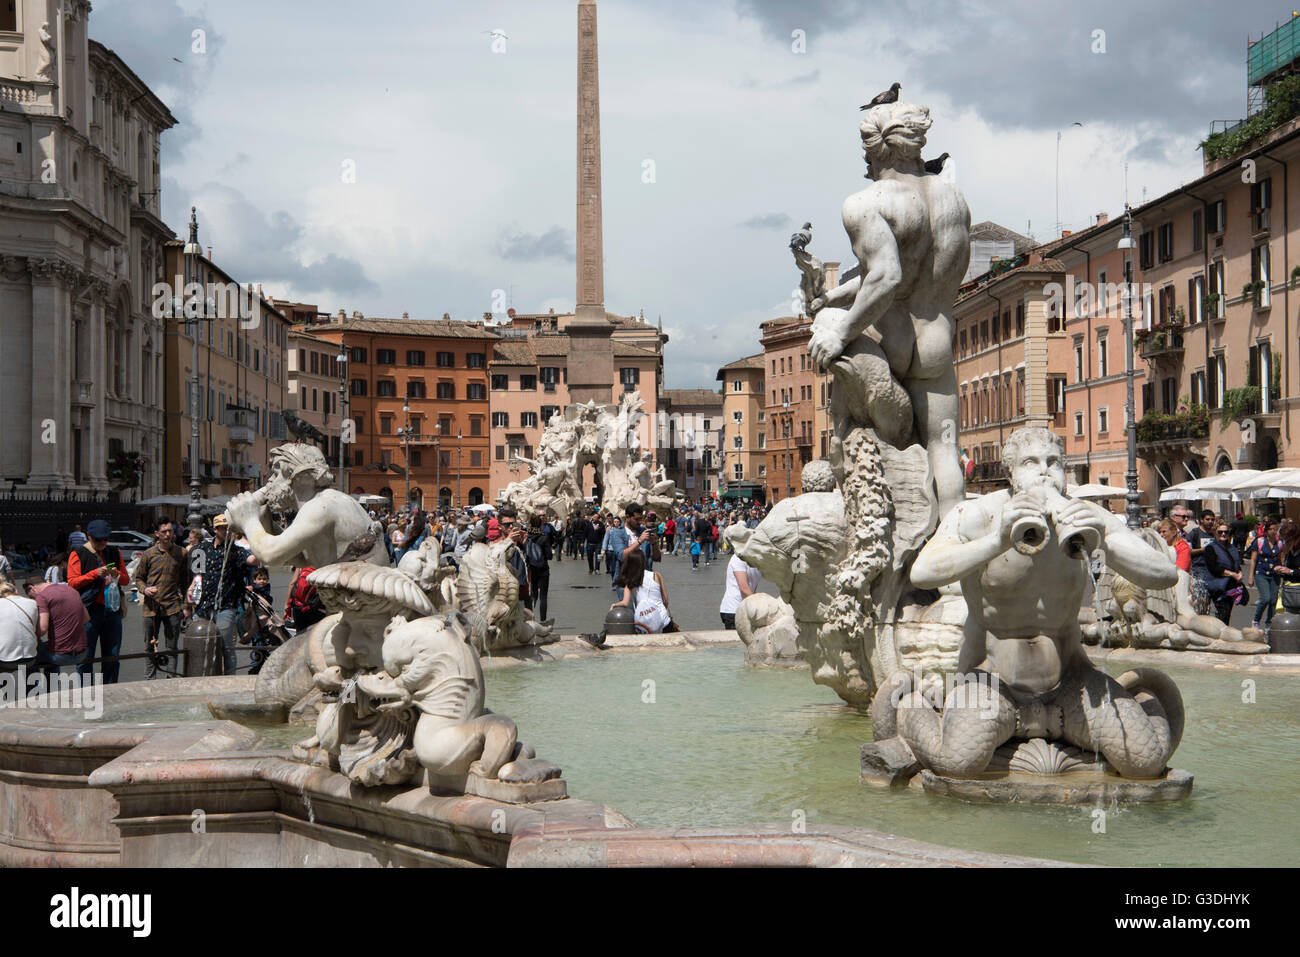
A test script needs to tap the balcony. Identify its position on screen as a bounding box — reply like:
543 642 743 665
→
1135 327 1185 364
72 379 96 409
969 461 1005 485
226 406 257 446
1136 407 1209 457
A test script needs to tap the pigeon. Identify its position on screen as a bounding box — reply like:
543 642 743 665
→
336 530 379 563
282 410 328 447
860 82 901 110
789 222 813 252
923 152 950 175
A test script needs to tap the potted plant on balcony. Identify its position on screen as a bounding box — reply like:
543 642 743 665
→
1221 386 1261 425
1203 292 1221 318
1242 279 1266 307
1290 265 1300 290
106 451 146 492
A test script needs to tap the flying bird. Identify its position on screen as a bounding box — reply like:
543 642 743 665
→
860 82 900 110
484 29 508 40
789 222 813 252
282 410 328 447
336 530 379 563
923 152 950 175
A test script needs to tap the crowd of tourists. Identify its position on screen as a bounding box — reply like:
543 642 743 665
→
1155 507 1300 629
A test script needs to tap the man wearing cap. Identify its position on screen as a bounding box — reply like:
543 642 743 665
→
69 519 130 683
133 519 189 679
193 514 257 675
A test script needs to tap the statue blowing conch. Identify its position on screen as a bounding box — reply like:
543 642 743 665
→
738 97 1191 794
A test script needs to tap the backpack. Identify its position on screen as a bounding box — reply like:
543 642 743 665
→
287 567 324 621
74 545 122 607
525 537 548 568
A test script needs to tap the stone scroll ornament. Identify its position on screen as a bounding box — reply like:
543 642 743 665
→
497 392 679 520
739 99 969 711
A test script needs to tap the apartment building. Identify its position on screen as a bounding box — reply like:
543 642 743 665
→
759 317 820 501
953 257 1074 491
286 327 349 488
160 240 290 497
715 353 767 501
661 388 724 501
299 314 498 511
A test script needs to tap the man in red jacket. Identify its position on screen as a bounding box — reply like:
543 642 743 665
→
68 519 129 683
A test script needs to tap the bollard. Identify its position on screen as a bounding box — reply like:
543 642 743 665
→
604 605 637 636
1266 612 1300 655
182 618 224 676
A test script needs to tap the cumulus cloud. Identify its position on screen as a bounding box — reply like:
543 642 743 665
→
496 227 576 263
740 213 793 229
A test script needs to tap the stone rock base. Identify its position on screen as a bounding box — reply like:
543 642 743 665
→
916 767 1193 805
859 737 922 787
427 763 567 804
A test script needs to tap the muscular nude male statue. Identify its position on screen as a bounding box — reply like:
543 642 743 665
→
807 101 970 518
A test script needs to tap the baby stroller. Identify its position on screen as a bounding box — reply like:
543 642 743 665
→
241 590 291 675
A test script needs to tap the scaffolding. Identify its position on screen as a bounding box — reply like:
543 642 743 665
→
1248 17 1300 116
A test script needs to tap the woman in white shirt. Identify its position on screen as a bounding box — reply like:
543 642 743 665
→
610 549 673 634
0 578 39 666
719 524 761 629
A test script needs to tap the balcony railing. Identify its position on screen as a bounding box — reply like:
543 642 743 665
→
1136 328 1185 362
1136 408 1210 446
225 406 257 446
969 462 1005 484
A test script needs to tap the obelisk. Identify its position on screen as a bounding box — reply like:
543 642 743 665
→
566 0 616 406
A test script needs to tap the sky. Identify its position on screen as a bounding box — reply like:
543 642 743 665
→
89 0 1278 389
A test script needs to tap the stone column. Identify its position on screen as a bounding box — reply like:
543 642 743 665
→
86 288 109 491
26 260 72 487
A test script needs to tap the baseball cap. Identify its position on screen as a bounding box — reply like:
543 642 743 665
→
86 519 112 540
212 514 230 528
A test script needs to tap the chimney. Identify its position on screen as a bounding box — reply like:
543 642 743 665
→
442 312 451 321
1061 229 1072 238
823 261 840 290
507 307 516 317
1096 212 1109 225
402 311 409 319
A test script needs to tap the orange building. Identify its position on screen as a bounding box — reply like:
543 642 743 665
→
297 313 498 511
759 317 820 502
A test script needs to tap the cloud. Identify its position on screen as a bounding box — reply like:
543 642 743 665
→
740 213 793 229
736 69 822 90
168 178 377 296
89 0 225 155
496 227 576 263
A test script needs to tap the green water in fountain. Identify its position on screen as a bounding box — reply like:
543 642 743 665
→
483 646 1300 867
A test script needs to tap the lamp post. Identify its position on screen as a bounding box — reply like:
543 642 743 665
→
1118 204 1141 529
183 207 204 534
782 398 792 501
400 401 412 511
434 421 441 512
456 429 463 508
336 343 348 491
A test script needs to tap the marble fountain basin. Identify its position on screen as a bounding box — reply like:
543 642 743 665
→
2 645 1294 867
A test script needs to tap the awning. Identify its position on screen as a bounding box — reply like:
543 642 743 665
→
1159 469 1262 503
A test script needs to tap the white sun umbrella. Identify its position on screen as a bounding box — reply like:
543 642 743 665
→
1159 469 1262 503
469 503 496 513
1067 483 1129 501
1232 467 1300 500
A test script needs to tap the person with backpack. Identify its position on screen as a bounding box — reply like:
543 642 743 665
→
584 513 604 575
524 514 553 621
1205 520 1246 626
1245 517 1283 632
68 519 130 684
193 515 257 675
285 565 326 634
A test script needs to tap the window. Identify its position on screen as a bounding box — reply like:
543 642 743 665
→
1251 243 1271 307
703 418 712 431
980 320 989 349
758 434 766 449
1251 177 1272 231
467 353 485 369
351 347 367 363
619 367 640 389
1207 199 1226 234
733 435 742 449
492 412 508 428
1014 302 1024 337
0 3 16 31
491 374 508 390
406 350 426 366
470 451 482 467
758 464 767 477
732 379 742 392
351 378 367 396
520 375 537 391
521 412 538 428
380 416 393 435
439 416 451 435
1189 275 1205 325
733 463 743 480
1157 222 1173 262
1097 407 1109 433
1074 342 1085 383
1251 342 1273 414
541 405 559 422
407 381 427 399
1190 369 1205 406
468 418 482 437
310 351 318 374
467 383 486 401
959 329 967 355
1209 259 1225 317
353 416 363 436
1209 353 1226 409
1192 209 1203 252
732 410 743 424
436 352 454 367
1139 230 1154 270
410 450 422 467
1048 375 1067 416
435 382 453 400
1158 286 1175 324
1074 412 1084 436
496 445 505 460
540 367 560 392
377 349 396 366
377 380 396 397
1097 336 1108 377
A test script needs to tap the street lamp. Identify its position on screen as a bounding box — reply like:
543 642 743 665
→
434 421 441 511
456 429 463 508
1118 205 1141 529
400 401 412 511
336 344 348 491
783 398 792 501
184 207 204 534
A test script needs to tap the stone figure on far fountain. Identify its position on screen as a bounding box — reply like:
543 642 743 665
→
886 427 1188 785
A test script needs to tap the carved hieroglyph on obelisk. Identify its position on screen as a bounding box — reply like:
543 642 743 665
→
566 0 616 406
